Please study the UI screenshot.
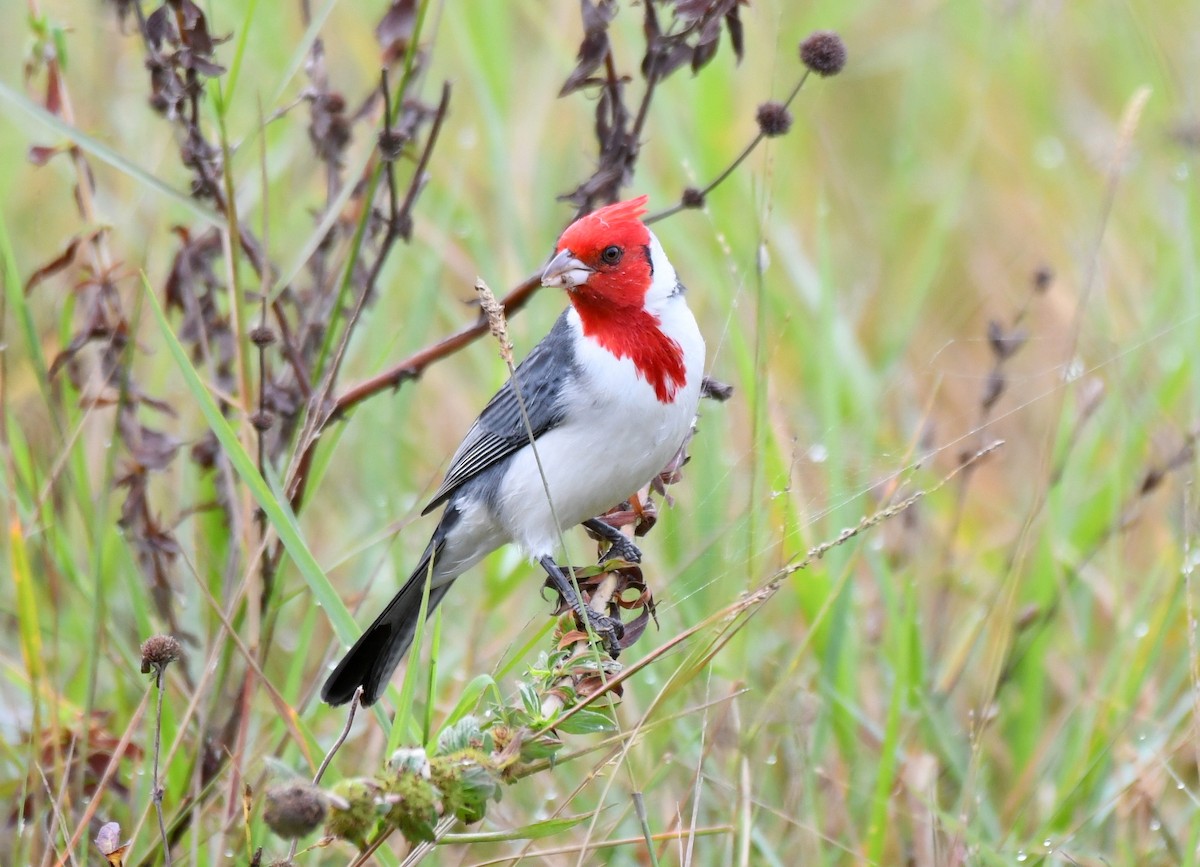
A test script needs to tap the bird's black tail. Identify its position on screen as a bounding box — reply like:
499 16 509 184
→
321 544 451 706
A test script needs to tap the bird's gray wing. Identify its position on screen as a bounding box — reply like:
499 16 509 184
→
421 310 577 514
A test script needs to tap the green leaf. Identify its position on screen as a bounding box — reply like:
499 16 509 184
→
440 812 596 844
440 674 501 732
218 0 261 112
51 25 68 71
447 762 502 824
436 716 483 755
517 681 541 718
518 735 563 762
552 707 616 736
388 747 429 774
0 213 50 397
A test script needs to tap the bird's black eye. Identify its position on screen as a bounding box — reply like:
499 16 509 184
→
601 245 622 264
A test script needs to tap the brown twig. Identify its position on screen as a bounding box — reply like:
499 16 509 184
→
150 669 173 866
326 58 815 422
285 688 361 861
284 77 452 513
648 70 811 224
332 271 544 417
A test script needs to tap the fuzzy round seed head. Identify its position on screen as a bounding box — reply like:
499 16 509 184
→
681 187 705 209
800 31 847 77
264 781 327 840
756 102 794 138
250 410 275 432
139 634 182 674
250 326 276 348
378 127 406 160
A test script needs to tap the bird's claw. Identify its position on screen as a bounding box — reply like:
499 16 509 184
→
600 536 642 565
580 610 624 657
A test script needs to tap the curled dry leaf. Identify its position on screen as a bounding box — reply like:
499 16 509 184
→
27 143 66 166
24 232 96 295
545 561 658 651
560 0 618 96
376 0 418 63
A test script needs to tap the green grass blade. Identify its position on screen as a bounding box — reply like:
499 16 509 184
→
0 80 224 229
141 274 357 644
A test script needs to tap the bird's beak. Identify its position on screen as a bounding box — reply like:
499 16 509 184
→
541 248 594 290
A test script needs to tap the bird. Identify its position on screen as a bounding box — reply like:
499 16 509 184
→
321 195 706 706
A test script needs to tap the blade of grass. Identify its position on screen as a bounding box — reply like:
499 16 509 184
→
141 274 357 644
216 0 262 112
0 212 52 403
0 81 223 228
865 580 916 862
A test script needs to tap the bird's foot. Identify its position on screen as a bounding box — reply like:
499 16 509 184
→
600 535 642 565
583 518 643 564
539 555 625 657
577 608 624 657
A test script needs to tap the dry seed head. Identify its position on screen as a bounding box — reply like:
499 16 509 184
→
756 101 793 137
474 278 514 367
800 31 847 77
681 187 705 209
249 325 276 348
140 634 182 674
250 410 275 432
263 781 327 840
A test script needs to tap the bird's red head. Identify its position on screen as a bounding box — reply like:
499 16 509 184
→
541 195 688 404
542 195 654 310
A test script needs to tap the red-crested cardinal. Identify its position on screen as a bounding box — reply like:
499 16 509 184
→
322 196 705 706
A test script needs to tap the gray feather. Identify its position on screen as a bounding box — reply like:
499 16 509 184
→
422 310 577 514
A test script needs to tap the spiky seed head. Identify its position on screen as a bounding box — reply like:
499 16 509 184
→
383 769 439 843
800 31 847 76
140 634 182 675
325 778 379 849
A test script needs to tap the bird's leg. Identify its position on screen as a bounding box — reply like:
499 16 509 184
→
538 555 624 656
583 518 642 564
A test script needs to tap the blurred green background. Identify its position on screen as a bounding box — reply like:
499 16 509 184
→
3 0 1199 864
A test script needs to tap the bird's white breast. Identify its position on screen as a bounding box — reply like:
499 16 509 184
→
492 298 705 559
